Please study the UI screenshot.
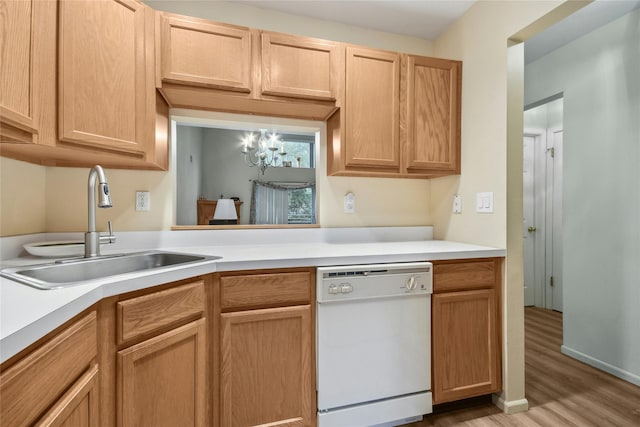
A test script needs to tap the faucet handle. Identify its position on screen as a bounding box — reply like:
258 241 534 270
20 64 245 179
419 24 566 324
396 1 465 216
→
100 221 116 245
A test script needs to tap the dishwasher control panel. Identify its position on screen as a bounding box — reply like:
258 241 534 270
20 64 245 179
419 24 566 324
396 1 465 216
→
317 262 432 302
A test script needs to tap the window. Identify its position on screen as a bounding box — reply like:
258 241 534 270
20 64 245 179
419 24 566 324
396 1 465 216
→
281 135 315 168
288 186 315 224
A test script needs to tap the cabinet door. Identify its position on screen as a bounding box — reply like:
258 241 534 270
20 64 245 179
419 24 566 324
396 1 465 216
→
345 47 400 170
261 32 338 101
58 0 152 156
0 312 97 427
220 305 314 427
432 289 501 403
405 56 461 175
0 0 55 144
161 14 252 92
118 319 206 427
34 365 99 427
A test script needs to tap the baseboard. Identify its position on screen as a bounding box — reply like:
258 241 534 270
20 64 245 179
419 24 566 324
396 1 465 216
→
491 394 529 414
561 345 640 387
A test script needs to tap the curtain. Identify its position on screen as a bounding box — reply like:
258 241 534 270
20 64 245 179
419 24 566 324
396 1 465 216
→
250 181 288 224
250 181 315 224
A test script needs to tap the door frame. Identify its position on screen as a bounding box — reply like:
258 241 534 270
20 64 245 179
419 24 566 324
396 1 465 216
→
547 127 563 312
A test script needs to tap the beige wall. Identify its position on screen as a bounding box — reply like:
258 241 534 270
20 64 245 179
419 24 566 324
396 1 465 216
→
0 157 47 236
0 158 172 236
44 167 172 233
431 0 586 412
0 1 433 237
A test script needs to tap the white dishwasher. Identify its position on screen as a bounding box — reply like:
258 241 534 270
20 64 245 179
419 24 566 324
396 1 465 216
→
316 262 433 427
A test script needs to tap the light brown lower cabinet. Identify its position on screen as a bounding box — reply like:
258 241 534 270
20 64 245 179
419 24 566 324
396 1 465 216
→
431 259 503 404
98 278 208 427
220 306 313 427
0 311 98 427
1 270 319 427
117 318 207 427
214 268 316 427
35 364 100 427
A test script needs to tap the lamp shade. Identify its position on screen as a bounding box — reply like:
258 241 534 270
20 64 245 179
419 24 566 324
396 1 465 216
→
213 199 238 220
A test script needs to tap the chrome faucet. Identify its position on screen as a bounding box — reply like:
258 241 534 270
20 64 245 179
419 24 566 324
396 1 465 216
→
85 165 116 257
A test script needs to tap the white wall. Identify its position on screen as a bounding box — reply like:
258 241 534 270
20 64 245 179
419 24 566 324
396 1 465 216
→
524 98 564 129
525 8 640 385
176 126 204 225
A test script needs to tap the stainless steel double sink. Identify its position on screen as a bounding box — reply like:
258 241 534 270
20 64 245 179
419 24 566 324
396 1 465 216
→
0 251 220 290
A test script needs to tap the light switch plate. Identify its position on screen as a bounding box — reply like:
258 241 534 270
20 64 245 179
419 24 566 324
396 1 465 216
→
476 192 493 213
136 191 150 211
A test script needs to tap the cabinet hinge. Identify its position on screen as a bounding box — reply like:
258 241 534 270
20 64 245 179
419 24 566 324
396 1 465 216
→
550 147 555 158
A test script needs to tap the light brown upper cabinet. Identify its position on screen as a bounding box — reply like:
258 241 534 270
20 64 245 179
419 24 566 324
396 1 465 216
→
261 32 339 101
0 0 56 145
344 47 401 171
404 55 461 176
160 14 252 92
156 13 338 121
328 52 462 178
59 0 152 157
1 0 169 170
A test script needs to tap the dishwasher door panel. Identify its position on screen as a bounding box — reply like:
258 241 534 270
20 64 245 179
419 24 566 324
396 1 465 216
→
317 294 430 411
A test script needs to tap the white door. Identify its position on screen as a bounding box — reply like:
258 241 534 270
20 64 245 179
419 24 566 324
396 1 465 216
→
523 127 564 311
523 134 536 306
523 131 546 307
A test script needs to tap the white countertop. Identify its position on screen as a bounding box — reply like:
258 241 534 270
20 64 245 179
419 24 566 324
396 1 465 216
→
0 228 504 363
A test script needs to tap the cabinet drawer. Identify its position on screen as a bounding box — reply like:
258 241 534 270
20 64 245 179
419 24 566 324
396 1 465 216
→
220 271 311 311
434 259 498 292
117 280 205 344
0 311 97 427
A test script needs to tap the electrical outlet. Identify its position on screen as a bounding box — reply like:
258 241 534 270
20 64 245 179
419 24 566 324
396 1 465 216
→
344 192 355 214
136 191 150 211
452 195 462 214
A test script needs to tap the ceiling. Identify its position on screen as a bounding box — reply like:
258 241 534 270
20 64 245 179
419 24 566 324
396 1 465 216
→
232 0 476 39
231 0 640 63
525 0 640 64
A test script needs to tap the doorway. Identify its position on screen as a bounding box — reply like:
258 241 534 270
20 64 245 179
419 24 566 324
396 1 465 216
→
523 97 563 311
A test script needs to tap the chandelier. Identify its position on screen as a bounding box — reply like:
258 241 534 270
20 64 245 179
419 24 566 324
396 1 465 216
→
241 129 287 174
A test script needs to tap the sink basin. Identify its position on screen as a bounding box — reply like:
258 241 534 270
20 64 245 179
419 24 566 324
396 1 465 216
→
0 251 220 290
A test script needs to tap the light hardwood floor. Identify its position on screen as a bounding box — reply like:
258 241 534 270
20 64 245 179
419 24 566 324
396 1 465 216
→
408 307 640 426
